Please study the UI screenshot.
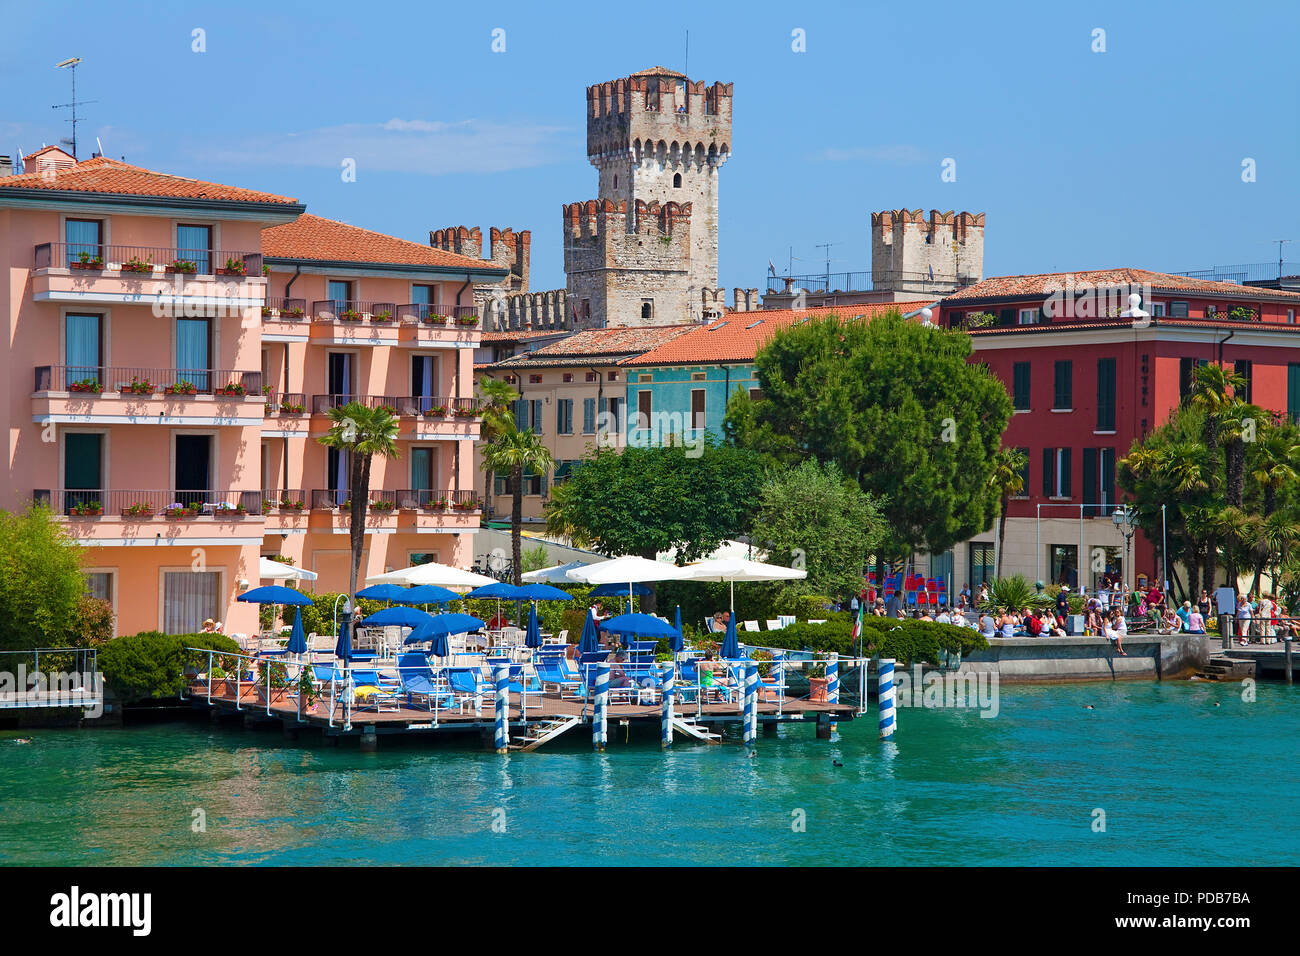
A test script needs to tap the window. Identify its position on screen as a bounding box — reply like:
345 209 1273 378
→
1018 308 1037 325
1152 302 1166 317
1169 301 1189 318
522 469 547 496
328 280 352 311
65 313 103 384
1053 360 1073 410
640 299 654 319
691 389 706 431
176 318 211 392
85 571 113 606
1233 360 1253 403
529 374 542 384
749 388 763 401
1012 362 1031 410
1289 309 1296 324
1289 364 1300 424
557 398 573 435
582 397 596 434
176 224 213 275
411 447 435 493
163 571 220 635
65 218 102 267
968 543 995 590
1049 545 1078 588
1096 357 1116 430
562 373 573 383
411 284 437 320
673 173 682 188
585 372 598 382
608 371 618 382
1179 357 1202 400
1082 447 1116 517
691 371 706 382
1042 447 1072 497
636 390 653 430
409 552 440 566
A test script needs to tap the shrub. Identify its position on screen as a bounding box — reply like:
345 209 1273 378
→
979 575 1047 612
0 505 88 651
71 595 115 647
100 631 242 702
751 617 987 666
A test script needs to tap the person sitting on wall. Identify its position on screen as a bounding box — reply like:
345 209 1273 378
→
1104 610 1128 656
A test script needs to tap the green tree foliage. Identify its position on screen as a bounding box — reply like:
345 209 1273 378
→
480 419 555 583
99 631 240 702
724 312 1012 562
750 459 885 599
0 505 89 651
547 440 767 563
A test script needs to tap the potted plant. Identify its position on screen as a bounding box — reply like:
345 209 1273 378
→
122 501 154 518
297 669 317 716
339 308 363 322
124 376 155 396
261 306 275 318
71 251 104 270
262 264 270 277
217 256 246 276
69 378 102 394
167 258 197 275
372 309 393 323
423 405 449 418
454 405 478 418
282 305 305 319
257 660 290 705
214 501 246 517
279 399 305 414
70 500 103 517
456 314 481 327
215 382 246 397
166 380 198 396
121 255 152 274
427 313 448 326
371 500 395 513
279 498 305 511
164 504 189 519
807 661 829 702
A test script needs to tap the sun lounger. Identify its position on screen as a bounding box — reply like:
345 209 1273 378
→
535 656 584 698
396 652 454 711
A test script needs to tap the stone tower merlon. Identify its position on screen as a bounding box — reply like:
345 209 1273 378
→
430 225 483 260
488 227 530 292
586 69 733 162
870 208 986 295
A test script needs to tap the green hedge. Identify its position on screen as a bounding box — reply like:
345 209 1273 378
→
100 631 241 702
741 617 987 666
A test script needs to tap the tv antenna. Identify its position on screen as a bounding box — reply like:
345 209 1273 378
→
815 241 842 285
1273 239 1297 279
53 57 97 160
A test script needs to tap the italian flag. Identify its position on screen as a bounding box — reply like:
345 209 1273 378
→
851 601 864 644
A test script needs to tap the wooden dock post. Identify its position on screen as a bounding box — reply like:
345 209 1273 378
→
593 662 609 752
1285 636 1294 685
878 658 896 739
660 662 674 749
815 714 832 739
359 728 377 752
493 664 509 754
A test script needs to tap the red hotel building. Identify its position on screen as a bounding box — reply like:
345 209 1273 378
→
936 268 1300 595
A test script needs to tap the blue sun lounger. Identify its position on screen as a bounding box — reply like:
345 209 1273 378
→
396 652 454 711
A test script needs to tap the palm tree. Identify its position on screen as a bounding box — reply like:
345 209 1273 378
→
1188 363 1245 591
317 402 400 604
1248 430 1300 592
476 375 519 519
989 447 1027 577
480 418 555 584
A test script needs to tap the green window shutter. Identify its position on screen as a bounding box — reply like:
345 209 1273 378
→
1101 448 1115 515
1288 365 1300 423
1097 358 1116 430
1060 448 1072 497
1082 447 1097 518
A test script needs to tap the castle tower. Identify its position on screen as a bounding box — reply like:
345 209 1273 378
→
870 209 985 296
571 67 733 326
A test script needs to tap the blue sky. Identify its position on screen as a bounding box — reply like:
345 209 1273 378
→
4 0 1297 291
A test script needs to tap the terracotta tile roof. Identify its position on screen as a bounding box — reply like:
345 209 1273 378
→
623 302 931 367
490 325 693 369
0 155 299 205
480 329 571 344
262 213 500 271
945 268 1300 303
631 66 687 78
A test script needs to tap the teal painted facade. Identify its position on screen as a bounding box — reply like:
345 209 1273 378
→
623 363 760 447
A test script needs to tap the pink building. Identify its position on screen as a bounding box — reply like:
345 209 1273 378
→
2 147 495 636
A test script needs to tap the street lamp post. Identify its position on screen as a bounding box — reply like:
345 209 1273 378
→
1111 504 1138 597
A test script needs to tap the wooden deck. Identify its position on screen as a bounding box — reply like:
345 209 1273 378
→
190 681 859 741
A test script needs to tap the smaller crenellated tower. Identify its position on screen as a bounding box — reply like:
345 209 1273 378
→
431 225 540 329
870 209 985 295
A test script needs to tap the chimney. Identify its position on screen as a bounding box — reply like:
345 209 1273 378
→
0 156 13 178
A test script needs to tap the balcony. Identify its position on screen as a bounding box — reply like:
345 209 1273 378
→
31 243 265 312
261 297 309 340
299 489 481 534
306 300 481 348
261 488 310 533
33 366 265 426
400 489 483 532
399 303 482 349
37 489 263 545
310 394 478 417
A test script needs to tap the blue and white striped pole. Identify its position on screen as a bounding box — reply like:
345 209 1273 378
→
743 662 758 747
878 658 896 740
826 652 839 704
660 662 675 748
493 663 509 753
593 661 609 752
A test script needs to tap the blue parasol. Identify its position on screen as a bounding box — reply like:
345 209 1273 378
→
237 585 313 606
360 606 434 628
467 582 527 599
579 608 600 654
525 603 543 649
286 607 307 655
720 614 740 660
515 583 573 602
334 621 352 663
355 583 412 603
404 585 461 605
600 612 678 639
671 605 684 653
590 582 652 598
403 613 486 646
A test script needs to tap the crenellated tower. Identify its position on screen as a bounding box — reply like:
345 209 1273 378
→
569 67 733 327
870 208 985 295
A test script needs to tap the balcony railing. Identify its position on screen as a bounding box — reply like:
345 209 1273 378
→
264 391 308 414
261 489 309 512
311 300 400 324
311 394 479 417
311 489 399 512
34 242 263 277
397 489 481 511
35 489 262 517
396 302 482 326
35 365 262 395
261 297 308 320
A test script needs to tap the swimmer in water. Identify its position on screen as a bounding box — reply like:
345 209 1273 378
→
1083 705 1095 710
13 738 32 744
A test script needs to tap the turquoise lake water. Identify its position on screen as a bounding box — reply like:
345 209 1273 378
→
2 681 1297 866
